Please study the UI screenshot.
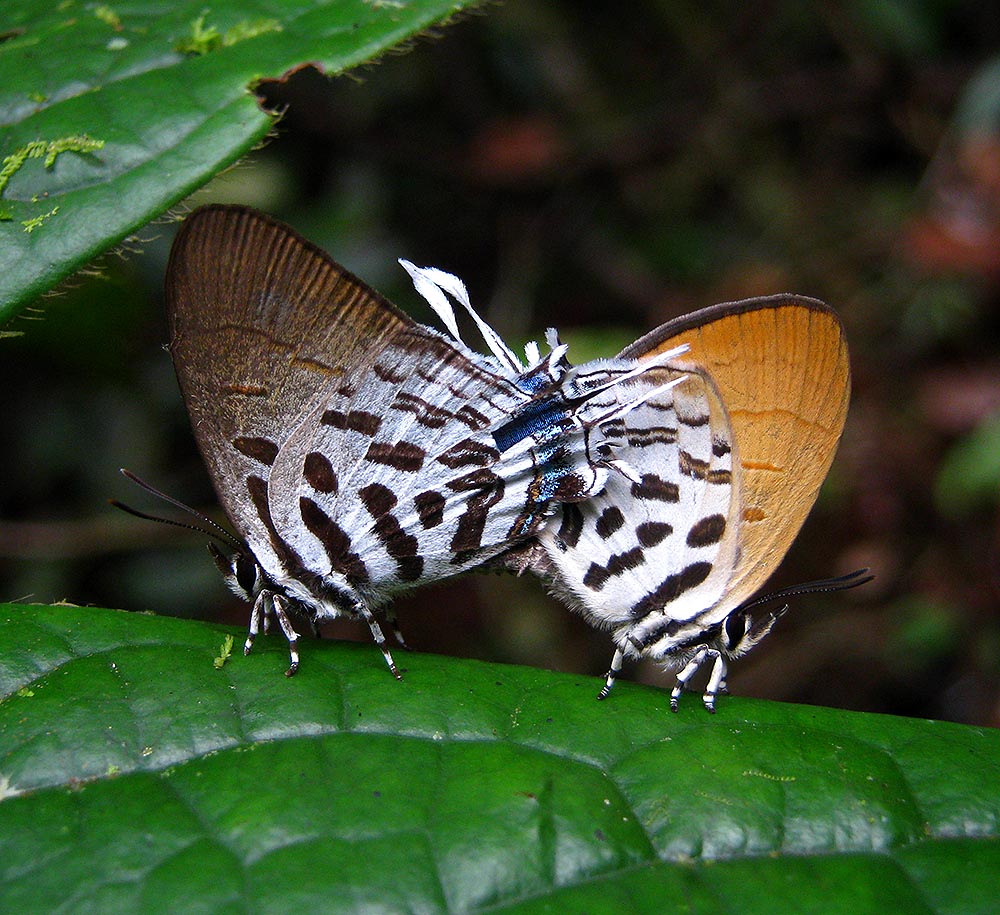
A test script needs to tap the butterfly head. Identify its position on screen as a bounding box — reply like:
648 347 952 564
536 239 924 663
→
207 541 267 603
621 603 783 668
716 604 787 660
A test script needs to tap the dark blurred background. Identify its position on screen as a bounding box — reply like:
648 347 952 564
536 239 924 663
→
4 2 1000 725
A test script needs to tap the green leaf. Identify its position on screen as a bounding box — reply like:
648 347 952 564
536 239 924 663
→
0 0 476 325
1 603 998 914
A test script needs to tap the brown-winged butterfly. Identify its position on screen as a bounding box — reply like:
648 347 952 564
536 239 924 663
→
158 204 694 677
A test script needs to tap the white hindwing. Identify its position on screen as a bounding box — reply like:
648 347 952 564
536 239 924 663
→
266 325 530 605
537 365 742 665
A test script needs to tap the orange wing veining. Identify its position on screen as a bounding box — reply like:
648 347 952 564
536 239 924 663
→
619 295 850 609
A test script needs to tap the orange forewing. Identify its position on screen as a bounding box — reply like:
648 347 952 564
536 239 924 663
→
619 295 849 609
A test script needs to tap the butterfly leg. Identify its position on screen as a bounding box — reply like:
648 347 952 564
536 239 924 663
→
243 591 301 676
270 593 301 677
384 608 411 651
701 651 728 713
597 648 625 700
243 590 268 657
670 646 724 713
348 595 401 680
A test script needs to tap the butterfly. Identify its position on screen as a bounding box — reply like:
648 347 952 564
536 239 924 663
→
162 204 686 676
500 296 860 710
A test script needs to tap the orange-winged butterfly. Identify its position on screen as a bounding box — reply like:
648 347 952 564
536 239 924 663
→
504 296 861 710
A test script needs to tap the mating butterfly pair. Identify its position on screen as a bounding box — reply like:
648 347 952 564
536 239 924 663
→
160 204 853 711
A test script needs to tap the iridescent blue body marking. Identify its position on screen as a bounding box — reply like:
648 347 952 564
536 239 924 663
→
492 396 571 453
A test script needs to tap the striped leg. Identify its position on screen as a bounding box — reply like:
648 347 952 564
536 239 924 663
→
243 590 302 677
701 651 727 713
244 590 268 657
270 592 302 677
384 608 411 651
597 647 625 700
670 649 703 711
670 647 725 713
349 595 401 680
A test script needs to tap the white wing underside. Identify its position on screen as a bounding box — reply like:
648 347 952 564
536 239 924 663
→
536 365 743 658
264 328 533 602
251 269 692 614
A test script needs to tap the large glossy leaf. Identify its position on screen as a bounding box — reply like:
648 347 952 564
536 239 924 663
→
1 602 998 914
0 0 475 325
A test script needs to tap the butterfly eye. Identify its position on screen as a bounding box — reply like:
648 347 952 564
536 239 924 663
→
208 542 258 599
722 611 747 651
234 554 259 596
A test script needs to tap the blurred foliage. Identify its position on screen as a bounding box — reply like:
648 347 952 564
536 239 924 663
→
4 1 1000 726
935 412 1000 517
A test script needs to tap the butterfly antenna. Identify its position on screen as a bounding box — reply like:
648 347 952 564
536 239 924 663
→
588 376 687 428
563 344 690 410
113 468 243 551
738 568 873 614
110 497 237 547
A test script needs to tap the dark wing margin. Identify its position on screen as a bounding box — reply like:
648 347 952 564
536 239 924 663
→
618 294 850 611
165 205 416 546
